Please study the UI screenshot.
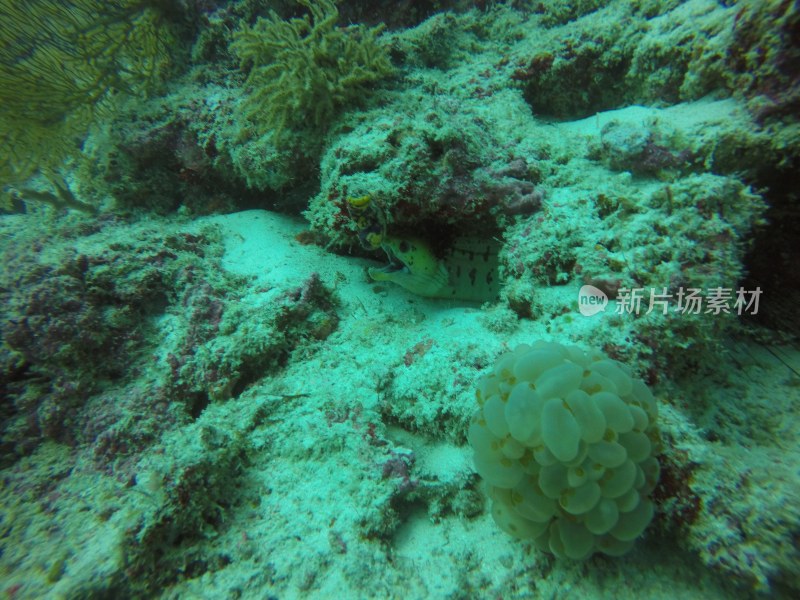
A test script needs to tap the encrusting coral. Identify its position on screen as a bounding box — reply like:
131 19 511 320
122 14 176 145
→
231 0 392 142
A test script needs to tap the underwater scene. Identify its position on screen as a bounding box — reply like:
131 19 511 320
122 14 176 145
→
1 0 799 598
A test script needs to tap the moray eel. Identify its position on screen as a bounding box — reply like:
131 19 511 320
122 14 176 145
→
368 235 501 302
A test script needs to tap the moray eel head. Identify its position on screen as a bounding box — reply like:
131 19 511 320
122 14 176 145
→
368 236 449 298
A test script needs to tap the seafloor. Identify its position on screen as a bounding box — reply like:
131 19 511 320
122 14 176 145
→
1 1 799 599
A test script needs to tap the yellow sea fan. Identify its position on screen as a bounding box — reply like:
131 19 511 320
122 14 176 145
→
0 0 174 187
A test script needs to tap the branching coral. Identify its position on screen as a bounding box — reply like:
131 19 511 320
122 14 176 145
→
231 0 392 140
0 0 175 190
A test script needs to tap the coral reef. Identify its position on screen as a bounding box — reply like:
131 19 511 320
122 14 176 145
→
306 89 543 249
0 217 192 454
167 271 339 404
0 213 338 466
0 210 347 597
77 0 395 213
653 344 800 594
726 0 800 121
1 1 799 599
231 0 392 142
77 78 296 214
303 4 774 381
121 416 252 596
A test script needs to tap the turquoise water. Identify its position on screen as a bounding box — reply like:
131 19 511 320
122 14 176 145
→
1 1 798 598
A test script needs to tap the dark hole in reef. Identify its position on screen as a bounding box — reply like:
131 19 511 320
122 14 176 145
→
522 51 632 120
427 138 446 161
182 559 209 579
186 391 210 419
230 351 289 398
739 157 800 336
141 291 170 315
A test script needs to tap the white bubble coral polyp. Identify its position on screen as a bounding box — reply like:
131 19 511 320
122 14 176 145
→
469 340 660 559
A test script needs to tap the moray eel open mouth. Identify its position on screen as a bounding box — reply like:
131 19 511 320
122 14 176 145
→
372 240 412 275
368 236 448 298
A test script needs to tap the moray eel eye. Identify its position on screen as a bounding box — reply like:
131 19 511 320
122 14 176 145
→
399 240 411 253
